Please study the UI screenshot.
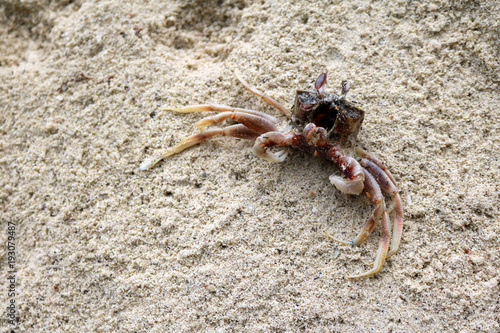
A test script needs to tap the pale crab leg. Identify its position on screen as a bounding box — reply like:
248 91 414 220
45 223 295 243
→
347 211 390 278
360 158 403 258
193 111 280 133
159 104 281 125
234 69 291 118
325 169 390 278
387 193 403 257
140 124 258 170
324 170 385 247
355 147 397 185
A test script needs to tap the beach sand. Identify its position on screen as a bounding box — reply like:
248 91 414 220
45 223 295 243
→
1 0 499 331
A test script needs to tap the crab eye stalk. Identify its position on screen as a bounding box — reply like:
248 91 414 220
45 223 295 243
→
293 91 319 123
340 80 350 99
315 72 328 95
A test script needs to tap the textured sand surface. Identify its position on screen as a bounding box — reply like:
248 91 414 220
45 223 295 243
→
1 0 499 331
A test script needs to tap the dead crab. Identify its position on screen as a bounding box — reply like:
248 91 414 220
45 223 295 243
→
141 70 403 278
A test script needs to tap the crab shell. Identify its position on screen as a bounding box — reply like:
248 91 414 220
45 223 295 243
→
292 90 365 145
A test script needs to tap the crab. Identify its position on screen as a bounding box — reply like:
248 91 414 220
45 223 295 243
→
141 70 403 278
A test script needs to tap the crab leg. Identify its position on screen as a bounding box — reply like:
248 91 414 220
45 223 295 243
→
347 211 390 278
193 111 280 134
234 69 291 118
325 168 390 277
355 147 397 185
360 158 403 257
325 169 385 247
159 104 281 125
386 193 403 257
140 124 259 170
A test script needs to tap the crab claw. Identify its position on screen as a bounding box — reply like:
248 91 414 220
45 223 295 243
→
328 155 365 195
253 145 288 162
253 132 294 163
329 175 364 195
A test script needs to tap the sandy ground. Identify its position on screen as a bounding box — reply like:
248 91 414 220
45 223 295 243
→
1 0 499 332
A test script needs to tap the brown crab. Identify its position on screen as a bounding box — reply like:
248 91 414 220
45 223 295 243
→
141 70 403 278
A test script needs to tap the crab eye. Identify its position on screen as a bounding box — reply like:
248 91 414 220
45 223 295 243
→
300 102 315 111
315 72 328 95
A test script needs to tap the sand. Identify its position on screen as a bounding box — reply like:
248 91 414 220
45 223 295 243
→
1 0 499 331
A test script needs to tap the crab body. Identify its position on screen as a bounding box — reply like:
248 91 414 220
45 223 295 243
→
293 94 364 146
141 70 403 278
